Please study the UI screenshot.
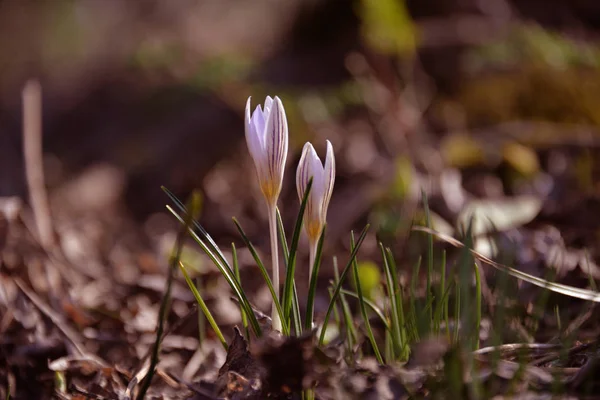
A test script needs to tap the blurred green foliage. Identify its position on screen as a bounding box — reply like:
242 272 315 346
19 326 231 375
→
469 25 600 71
358 0 416 55
391 156 414 200
502 141 540 178
458 25 600 128
441 135 485 168
42 1 86 63
191 55 254 89
456 65 600 127
131 41 185 71
574 149 594 192
352 261 382 301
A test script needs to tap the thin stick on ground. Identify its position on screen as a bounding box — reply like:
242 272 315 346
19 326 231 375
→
21 80 80 291
13 277 89 358
22 80 54 250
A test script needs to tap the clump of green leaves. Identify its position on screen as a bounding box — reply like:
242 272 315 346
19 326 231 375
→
162 179 599 398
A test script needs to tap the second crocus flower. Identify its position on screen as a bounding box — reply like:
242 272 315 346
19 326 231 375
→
296 140 335 277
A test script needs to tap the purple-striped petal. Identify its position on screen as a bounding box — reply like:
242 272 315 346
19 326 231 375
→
264 96 274 113
263 97 288 197
308 146 324 226
295 140 336 243
245 95 288 204
245 97 263 168
296 142 313 202
252 105 266 141
321 140 335 223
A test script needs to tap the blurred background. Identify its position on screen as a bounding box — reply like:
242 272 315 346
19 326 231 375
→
4 2 600 397
2 0 600 296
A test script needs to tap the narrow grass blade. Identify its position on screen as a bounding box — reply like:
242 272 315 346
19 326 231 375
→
384 329 394 364
327 286 341 338
408 256 422 342
340 289 390 332
584 252 598 292
456 219 475 349
180 262 228 350
453 280 461 345
474 262 482 350
233 218 287 335
163 188 262 335
283 179 313 324
162 186 232 272
352 233 383 363
432 280 453 334
384 247 408 358
491 266 510 357
276 208 289 260
137 192 200 399
195 277 206 345
530 267 558 335
422 190 434 324
276 208 302 336
339 289 358 354
232 243 249 340
379 247 402 359
305 226 326 330
435 250 449 338
291 285 302 336
412 226 600 303
319 225 370 345
166 205 261 336
334 258 359 360
55 371 66 394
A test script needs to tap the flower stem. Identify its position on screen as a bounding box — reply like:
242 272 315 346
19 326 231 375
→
309 238 317 280
307 238 318 329
268 204 282 332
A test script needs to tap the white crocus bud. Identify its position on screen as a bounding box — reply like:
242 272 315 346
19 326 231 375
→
296 140 336 245
244 95 289 332
245 96 289 206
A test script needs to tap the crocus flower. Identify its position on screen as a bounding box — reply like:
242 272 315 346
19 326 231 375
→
244 95 289 332
245 96 288 206
296 140 335 275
